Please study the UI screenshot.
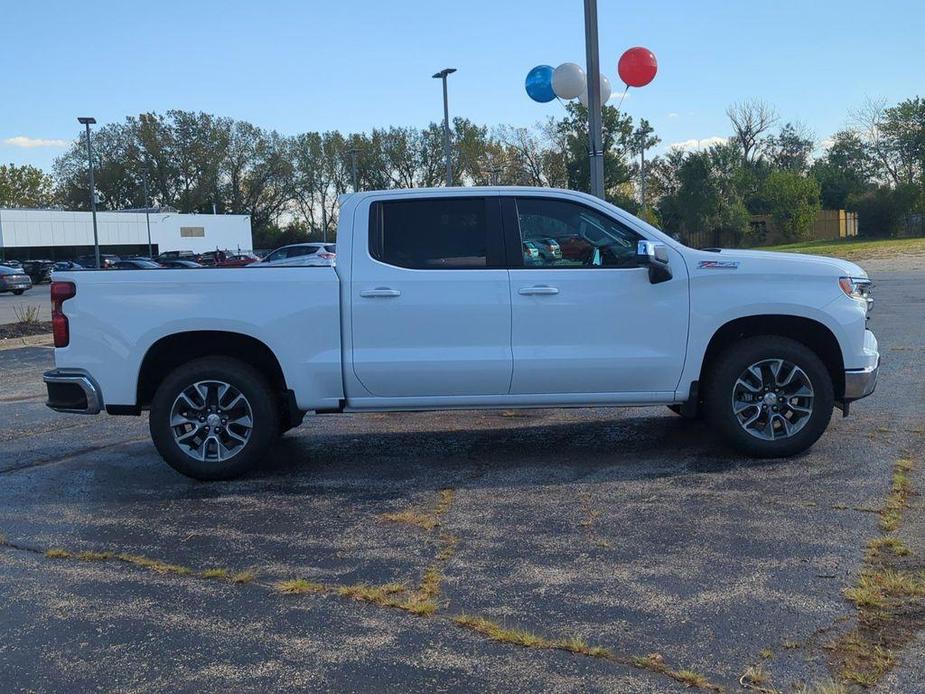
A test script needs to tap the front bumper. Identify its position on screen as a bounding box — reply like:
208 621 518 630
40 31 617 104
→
43 369 103 414
844 360 879 401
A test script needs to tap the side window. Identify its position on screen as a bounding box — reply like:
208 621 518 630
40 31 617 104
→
266 249 288 262
370 198 494 269
515 198 642 269
287 246 312 258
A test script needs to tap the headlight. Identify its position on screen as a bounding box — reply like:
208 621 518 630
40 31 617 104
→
839 276 873 315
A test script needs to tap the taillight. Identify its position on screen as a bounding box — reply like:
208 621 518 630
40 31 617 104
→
51 281 76 348
318 252 335 260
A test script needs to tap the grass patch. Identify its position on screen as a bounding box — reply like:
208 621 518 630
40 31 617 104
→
115 553 191 575
866 536 911 559
631 653 721 691
757 236 925 260
45 548 71 558
380 488 455 531
274 578 327 594
201 568 230 580
230 569 256 584
76 550 113 561
380 509 440 530
829 456 924 688
880 458 914 532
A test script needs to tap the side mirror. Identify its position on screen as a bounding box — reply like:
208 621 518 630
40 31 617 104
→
636 240 672 284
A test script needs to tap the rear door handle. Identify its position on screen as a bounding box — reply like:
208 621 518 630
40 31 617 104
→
518 285 559 296
360 288 401 298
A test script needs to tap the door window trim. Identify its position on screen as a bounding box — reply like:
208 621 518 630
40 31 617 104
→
368 196 507 270
501 195 644 270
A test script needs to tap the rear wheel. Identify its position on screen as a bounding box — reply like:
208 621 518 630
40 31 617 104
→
150 356 279 480
12 290 24 295
704 336 834 458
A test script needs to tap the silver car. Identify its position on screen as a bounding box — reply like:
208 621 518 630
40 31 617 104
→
255 243 336 267
0 265 33 295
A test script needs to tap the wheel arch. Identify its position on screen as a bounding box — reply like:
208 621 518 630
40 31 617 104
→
137 331 288 409
700 315 846 400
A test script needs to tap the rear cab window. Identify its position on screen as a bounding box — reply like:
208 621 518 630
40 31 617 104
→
369 197 504 269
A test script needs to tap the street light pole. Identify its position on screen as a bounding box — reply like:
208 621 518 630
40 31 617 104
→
77 117 100 267
432 68 457 187
142 168 153 258
348 147 359 191
583 0 605 199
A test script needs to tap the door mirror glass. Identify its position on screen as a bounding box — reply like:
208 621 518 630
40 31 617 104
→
636 240 672 284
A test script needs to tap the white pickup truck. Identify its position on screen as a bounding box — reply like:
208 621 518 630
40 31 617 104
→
44 187 879 480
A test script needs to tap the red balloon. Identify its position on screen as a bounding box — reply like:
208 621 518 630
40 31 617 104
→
618 47 658 88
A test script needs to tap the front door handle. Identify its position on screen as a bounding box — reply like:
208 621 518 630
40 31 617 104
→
360 288 401 298
518 285 559 296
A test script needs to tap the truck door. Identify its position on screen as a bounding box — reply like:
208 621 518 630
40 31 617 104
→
504 195 689 395
350 195 512 397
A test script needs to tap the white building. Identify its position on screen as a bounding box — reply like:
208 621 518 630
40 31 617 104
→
0 208 253 260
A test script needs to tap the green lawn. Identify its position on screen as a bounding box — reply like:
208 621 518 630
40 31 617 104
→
757 236 925 260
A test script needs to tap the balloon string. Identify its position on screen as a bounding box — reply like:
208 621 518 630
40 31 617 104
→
616 85 629 112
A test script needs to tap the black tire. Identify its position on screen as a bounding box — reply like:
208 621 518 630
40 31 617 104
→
149 356 279 480
704 336 834 458
12 290 24 295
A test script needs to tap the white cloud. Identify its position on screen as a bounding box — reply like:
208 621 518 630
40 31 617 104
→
667 112 679 118
2 135 71 148
820 137 835 150
667 136 727 152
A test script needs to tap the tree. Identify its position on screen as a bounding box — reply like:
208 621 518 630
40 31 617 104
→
761 170 821 242
726 99 778 166
553 102 634 201
629 118 660 210
767 122 814 173
0 163 57 207
809 130 875 209
658 141 750 246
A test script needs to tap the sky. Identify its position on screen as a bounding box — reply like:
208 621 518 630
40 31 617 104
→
1 0 923 172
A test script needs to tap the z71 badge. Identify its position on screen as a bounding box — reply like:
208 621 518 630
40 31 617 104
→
698 260 740 270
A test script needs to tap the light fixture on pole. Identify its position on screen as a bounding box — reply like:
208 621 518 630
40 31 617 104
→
431 68 457 187
77 117 101 267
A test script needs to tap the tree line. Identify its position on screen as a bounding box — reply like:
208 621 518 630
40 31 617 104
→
1 95 923 249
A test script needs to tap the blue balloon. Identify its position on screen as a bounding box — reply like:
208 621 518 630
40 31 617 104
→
525 65 555 103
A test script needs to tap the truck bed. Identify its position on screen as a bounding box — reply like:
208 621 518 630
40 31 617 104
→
53 266 344 411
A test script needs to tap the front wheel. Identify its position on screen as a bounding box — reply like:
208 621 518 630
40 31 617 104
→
149 356 279 480
704 336 834 458
12 290 25 295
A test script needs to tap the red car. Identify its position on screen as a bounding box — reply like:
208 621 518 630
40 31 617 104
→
216 253 259 268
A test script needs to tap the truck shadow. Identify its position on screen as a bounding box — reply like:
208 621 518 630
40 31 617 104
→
258 410 796 488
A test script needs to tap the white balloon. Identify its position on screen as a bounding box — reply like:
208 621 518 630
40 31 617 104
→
579 73 613 107
552 62 585 100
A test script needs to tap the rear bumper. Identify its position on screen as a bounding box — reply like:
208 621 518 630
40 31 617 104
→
43 369 102 414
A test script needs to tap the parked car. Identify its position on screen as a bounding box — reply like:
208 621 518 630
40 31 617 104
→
531 238 562 262
159 259 203 269
0 259 23 269
255 243 336 267
0 265 33 295
76 254 120 269
44 187 879 481
157 250 200 262
522 241 541 265
22 260 55 284
217 253 260 268
113 259 164 270
53 261 84 272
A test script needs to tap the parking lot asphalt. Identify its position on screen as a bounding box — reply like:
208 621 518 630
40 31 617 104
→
0 271 923 693
0 284 50 325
